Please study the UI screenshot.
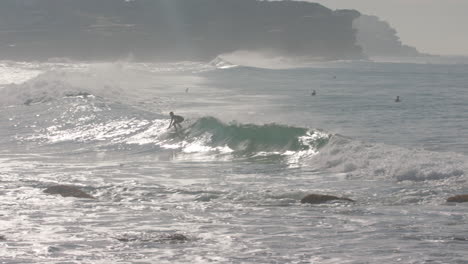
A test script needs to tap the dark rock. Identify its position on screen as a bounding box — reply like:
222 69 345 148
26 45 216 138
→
301 194 354 204
0 235 5 240
43 185 94 199
447 194 468 203
115 237 134 243
115 233 189 244
161 233 189 243
354 15 422 57
24 99 33 106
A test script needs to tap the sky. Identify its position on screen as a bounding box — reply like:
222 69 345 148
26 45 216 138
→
305 0 468 56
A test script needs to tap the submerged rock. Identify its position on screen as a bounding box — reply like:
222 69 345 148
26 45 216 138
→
301 194 355 204
159 233 189 243
115 232 189 243
43 185 94 199
24 99 33 106
447 194 468 203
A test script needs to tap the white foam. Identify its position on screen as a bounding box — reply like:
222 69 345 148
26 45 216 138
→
125 120 168 145
178 134 233 154
28 116 149 144
309 135 468 182
0 63 42 85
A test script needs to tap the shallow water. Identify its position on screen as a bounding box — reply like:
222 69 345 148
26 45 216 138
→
0 59 467 263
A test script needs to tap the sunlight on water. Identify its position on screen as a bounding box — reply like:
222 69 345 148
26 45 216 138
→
0 60 467 263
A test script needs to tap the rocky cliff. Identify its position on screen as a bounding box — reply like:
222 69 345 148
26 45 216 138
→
353 14 422 57
0 0 365 61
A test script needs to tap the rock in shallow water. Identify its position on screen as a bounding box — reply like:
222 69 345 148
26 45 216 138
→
301 194 355 204
115 232 189 243
43 185 94 199
447 194 468 203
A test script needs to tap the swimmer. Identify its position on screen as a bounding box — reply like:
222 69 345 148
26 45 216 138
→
168 112 184 131
395 96 400 102
311 90 316 96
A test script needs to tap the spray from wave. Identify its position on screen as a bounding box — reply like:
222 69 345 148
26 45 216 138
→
217 50 331 69
0 61 208 110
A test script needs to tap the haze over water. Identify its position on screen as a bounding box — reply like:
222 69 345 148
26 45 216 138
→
1 0 468 263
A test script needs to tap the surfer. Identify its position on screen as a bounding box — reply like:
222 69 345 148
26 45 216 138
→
168 112 184 131
395 96 400 102
311 90 316 96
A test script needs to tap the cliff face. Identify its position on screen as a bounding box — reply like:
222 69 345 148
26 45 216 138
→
0 0 364 61
353 15 421 57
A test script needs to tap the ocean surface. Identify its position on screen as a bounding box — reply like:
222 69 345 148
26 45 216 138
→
0 58 467 263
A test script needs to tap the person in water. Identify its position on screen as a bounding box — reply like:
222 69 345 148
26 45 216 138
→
395 96 401 102
311 90 316 96
168 112 184 131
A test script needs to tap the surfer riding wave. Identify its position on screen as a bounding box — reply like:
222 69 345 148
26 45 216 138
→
168 111 184 131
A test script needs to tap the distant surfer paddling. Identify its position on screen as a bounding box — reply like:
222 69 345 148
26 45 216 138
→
168 111 184 131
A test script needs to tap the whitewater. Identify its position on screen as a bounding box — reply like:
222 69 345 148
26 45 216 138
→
0 58 467 263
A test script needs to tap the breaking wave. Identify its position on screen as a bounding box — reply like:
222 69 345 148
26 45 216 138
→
308 135 468 182
19 98 331 160
12 92 467 182
2 62 467 183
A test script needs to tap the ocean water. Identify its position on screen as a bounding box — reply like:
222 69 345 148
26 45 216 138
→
0 59 467 263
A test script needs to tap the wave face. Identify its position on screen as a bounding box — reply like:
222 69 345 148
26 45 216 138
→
178 117 330 156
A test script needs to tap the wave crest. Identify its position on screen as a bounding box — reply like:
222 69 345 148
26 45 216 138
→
181 117 330 155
